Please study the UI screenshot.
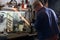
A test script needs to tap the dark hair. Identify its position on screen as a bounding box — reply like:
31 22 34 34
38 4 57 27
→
39 0 48 5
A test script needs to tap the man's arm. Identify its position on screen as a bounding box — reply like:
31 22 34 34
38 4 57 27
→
34 12 44 30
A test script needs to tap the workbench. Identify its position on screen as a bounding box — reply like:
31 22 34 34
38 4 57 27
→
0 32 37 40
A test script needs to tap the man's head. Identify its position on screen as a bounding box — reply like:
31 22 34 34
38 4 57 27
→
32 0 48 11
33 0 43 12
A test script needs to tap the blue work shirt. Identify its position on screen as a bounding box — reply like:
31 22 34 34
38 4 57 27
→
34 7 59 40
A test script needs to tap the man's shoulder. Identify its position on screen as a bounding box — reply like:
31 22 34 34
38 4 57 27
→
45 7 55 12
40 7 54 13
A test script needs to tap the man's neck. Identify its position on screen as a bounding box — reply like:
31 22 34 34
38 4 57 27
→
36 6 43 13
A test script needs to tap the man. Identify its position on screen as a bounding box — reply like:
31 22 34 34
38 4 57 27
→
32 0 59 40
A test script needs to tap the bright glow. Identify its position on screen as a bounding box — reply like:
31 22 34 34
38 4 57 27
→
24 4 27 8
